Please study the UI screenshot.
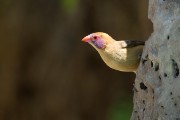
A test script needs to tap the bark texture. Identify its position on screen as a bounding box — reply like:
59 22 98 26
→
131 0 180 120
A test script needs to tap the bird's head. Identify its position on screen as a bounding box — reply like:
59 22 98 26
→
82 32 114 50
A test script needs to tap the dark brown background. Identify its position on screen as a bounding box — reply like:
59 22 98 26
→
0 0 152 120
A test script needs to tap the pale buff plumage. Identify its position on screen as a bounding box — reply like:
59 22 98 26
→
82 32 144 72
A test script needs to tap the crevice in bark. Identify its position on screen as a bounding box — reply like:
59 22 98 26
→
171 59 179 78
139 82 147 90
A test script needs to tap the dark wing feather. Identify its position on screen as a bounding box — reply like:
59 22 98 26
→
118 40 145 48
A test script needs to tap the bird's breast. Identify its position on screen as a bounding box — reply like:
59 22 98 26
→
97 46 143 72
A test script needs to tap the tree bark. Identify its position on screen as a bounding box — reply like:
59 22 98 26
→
131 0 180 120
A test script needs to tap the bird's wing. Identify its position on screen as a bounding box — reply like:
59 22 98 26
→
118 40 145 48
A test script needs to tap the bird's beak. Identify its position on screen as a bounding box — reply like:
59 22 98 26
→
82 35 91 42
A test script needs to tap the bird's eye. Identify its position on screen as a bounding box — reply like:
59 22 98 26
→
93 36 97 39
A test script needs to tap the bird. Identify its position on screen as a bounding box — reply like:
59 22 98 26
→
82 32 145 72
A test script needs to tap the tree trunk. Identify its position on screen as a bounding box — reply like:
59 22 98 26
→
131 0 180 120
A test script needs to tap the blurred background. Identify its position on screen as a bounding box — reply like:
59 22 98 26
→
0 0 152 120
